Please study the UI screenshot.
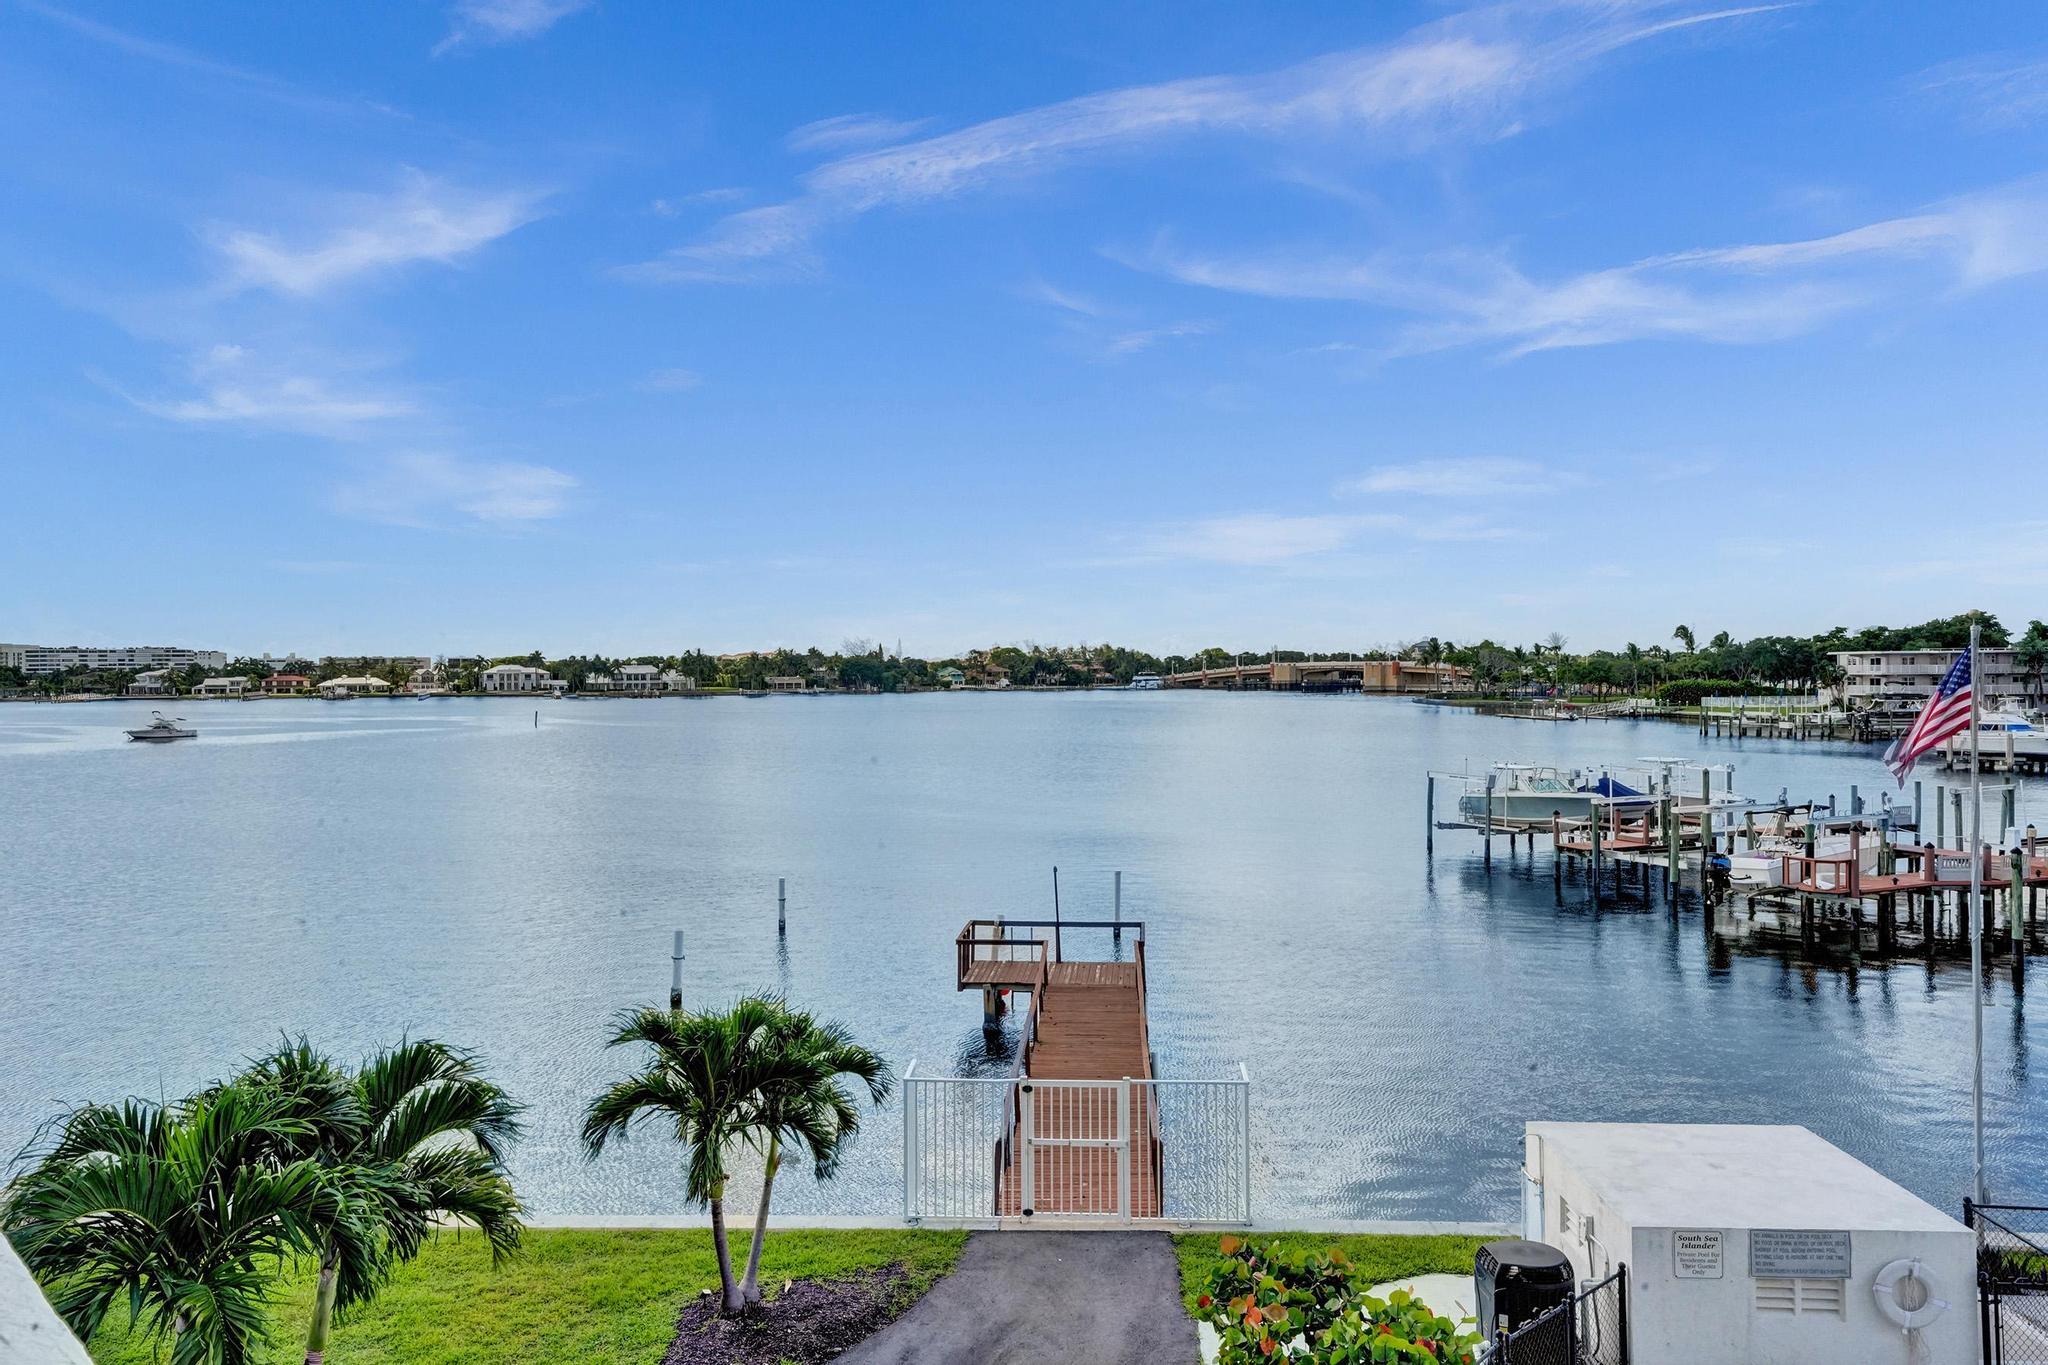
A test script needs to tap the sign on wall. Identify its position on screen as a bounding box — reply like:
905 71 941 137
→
1749 1229 1852 1278
1673 1231 1724 1279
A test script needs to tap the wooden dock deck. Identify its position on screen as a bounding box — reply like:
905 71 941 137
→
956 921 1161 1218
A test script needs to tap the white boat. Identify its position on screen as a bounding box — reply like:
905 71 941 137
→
1456 759 1742 829
126 711 196 742
1941 702 2048 764
1723 831 1886 889
1128 672 1164 690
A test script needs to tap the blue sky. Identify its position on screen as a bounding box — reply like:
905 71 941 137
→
5 0 2047 659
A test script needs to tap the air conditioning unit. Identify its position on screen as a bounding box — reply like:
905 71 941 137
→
1474 1238 1574 1337
1522 1123 1975 1364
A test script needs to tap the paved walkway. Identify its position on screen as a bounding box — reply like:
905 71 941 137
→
839 1230 1196 1364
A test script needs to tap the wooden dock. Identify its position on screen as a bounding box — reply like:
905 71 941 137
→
955 920 1161 1218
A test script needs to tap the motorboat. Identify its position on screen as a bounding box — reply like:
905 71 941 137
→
1457 765 1649 826
126 711 196 743
1941 702 2048 764
1456 760 1742 829
1128 672 1164 690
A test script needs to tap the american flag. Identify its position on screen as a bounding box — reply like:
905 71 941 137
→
1884 650 1973 785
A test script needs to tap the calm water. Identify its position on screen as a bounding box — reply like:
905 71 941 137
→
4 694 2044 1222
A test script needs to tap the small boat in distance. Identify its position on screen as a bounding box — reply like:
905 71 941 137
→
126 711 197 743
1128 672 1164 690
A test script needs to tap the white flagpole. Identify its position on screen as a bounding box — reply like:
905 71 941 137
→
1968 621 1986 1206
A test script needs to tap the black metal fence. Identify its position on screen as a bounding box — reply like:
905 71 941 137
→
1968 1200 2048 1365
1491 1265 1629 1365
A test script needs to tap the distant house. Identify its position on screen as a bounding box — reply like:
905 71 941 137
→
193 676 249 698
262 674 311 695
481 664 563 695
615 663 663 695
126 668 175 696
936 666 966 687
409 663 443 690
767 675 809 693
662 671 697 693
320 676 392 699
583 670 615 692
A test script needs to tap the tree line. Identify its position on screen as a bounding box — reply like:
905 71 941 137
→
7 611 2044 698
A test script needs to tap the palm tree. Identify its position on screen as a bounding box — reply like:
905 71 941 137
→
1625 642 1644 694
1673 625 1696 654
736 1004 892 1305
582 997 787 1313
3 1086 334 1365
228 1038 525 1365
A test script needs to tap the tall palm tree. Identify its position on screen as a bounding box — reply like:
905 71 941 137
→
736 1004 892 1305
581 996 787 1313
1673 624 1696 654
3 1086 335 1365
227 1038 525 1365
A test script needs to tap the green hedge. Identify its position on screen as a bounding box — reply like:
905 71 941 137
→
1654 678 1744 707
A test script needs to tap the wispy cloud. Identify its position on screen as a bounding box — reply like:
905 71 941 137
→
210 173 546 295
1107 320 1216 354
333 452 577 527
640 367 703 392
16 0 394 118
1140 177 2048 356
650 188 749 216
1121 506 1522 566
123 345 415 435
624 3 1783 284
1134 512 1395 565
1915 52 2048 129
1019 280 1108 317
784 113 936 155
1346 457 1588 496
436 0 590 54
272 559 375 575
1876 520 2048 588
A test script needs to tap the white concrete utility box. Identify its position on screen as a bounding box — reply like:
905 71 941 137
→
1523 1123 1975 1365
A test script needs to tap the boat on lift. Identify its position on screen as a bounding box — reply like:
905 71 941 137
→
1456 759 1741 829
126 711 197 743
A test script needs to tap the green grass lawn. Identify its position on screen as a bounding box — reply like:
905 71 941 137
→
83 1227 965 1365
1173 1232 1486 1303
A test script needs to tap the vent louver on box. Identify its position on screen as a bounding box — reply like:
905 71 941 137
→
1754 1277 1846 1316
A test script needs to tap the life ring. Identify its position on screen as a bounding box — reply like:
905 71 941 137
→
1872 1258 1948 1331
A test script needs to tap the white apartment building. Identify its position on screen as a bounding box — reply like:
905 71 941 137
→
1832 648 2026 702
0 643 227 675
480 663 563 695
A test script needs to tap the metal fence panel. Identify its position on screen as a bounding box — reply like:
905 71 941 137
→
904 1068 1250 1224
902 1070 1014 1222
1148 1076 1252 1223
1970 1203 2048 1365
1493 1266 1628 1365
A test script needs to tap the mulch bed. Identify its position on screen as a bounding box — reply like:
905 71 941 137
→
663 1263 917 1365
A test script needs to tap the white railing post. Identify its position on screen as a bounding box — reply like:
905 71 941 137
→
1019 1082 1034 1217
902 1062 919 1221
1118 1078 1133 1221
1238 1063 1252 1223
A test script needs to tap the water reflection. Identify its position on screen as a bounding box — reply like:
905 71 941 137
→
2 694 2043 1218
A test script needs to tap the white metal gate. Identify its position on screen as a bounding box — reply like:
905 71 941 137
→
902 1063 1250 1225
